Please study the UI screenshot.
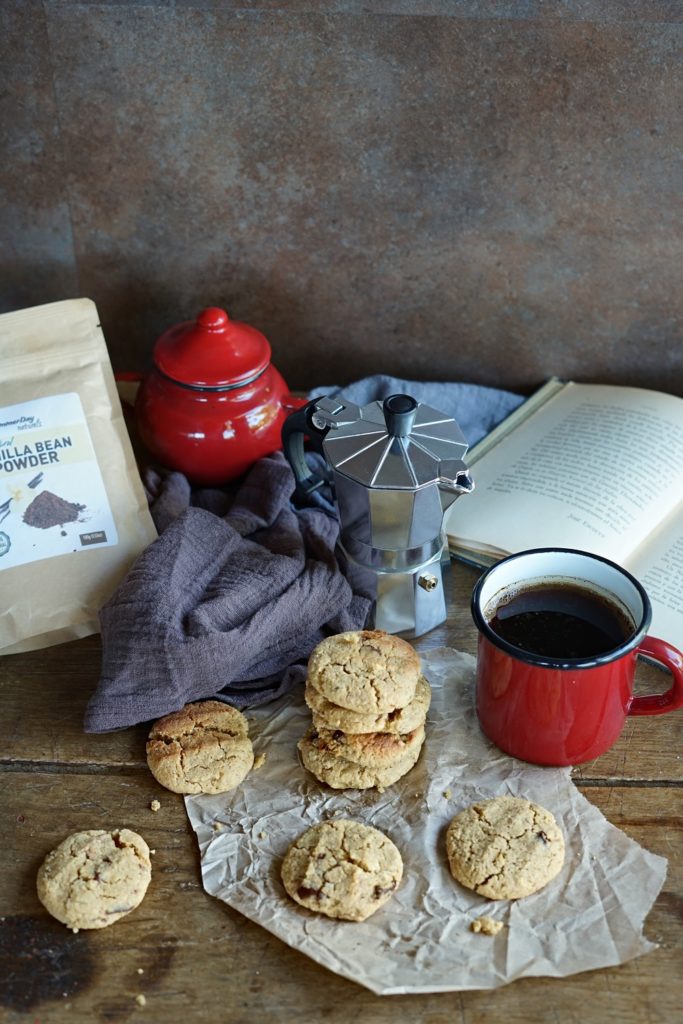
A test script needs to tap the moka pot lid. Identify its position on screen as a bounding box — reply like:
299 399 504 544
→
320 394 470 489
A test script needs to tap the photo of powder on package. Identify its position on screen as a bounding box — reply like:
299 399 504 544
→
22 491 85 531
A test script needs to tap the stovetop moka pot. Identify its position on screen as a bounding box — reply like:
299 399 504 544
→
282 393 474 637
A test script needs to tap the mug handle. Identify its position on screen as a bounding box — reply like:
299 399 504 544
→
628 635 683 716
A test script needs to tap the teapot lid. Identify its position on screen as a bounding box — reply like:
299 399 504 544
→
319 394 470 488
153 307 271 389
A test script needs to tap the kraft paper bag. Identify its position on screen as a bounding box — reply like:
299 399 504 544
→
0 298 157 654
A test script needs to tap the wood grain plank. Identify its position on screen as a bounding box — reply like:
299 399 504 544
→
1 635 148 767
1 772 680 1024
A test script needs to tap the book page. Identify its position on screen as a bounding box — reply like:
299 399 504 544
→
446 382 683 566
628 520 683 648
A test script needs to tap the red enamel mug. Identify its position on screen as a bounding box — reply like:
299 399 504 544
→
471 548 683 766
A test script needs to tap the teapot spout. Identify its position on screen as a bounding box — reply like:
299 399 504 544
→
438 459 474 512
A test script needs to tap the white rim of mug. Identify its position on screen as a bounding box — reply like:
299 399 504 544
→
470 547 652 670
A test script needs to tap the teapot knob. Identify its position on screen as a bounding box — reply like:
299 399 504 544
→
197 307 229 331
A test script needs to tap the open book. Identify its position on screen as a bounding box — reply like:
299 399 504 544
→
445 377 683 649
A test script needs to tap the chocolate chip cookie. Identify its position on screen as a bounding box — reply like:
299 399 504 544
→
37 828 152 930
298 726 424 790
281 819 403 921
307 630 420 714
446 796 565 900
306 674 431 735
146 699 254 795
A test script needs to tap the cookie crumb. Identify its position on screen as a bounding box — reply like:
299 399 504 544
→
471 916 504 936
212 821 226 833
137 968 144 975
253 753 267 770
136 993 147 1007
150 799 161 812
71 927 79 934
443 788 452 799
149 849 156 855
258 831 267 840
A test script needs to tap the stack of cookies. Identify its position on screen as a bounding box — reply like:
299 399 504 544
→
298 629 431 791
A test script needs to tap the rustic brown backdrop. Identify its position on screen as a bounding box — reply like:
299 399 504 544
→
1 1 681 395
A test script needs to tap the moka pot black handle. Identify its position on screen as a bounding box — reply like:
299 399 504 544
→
281 400 330 497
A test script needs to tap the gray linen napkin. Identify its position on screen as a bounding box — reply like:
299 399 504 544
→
84 377 522 733
84 452 372 732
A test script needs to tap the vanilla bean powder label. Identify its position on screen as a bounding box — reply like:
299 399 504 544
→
0 391 117 570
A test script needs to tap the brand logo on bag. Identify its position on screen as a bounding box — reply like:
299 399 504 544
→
79 531 107 546
0 414 42 433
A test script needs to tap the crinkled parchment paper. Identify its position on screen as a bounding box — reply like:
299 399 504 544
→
184 648 667 995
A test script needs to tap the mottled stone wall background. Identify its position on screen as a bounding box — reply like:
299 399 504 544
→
1 1 681 395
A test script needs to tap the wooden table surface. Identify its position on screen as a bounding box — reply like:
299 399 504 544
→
2 562 681 1024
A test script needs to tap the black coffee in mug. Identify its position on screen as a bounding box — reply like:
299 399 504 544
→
487 581 635 659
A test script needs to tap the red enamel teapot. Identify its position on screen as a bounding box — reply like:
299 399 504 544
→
123 307 304 486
